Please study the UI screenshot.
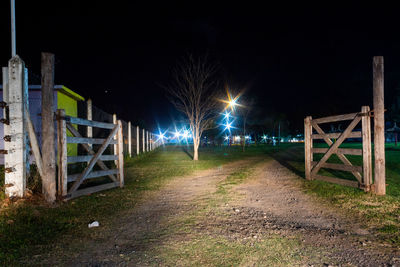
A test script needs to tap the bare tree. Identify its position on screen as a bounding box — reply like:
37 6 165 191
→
166 55 220 160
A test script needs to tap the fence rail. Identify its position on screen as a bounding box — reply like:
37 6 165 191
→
57 109 124 200
304 106 372 191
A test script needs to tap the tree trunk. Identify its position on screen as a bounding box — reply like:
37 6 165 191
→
193 139 199 161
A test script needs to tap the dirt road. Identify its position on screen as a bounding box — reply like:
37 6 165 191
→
39 158 400 266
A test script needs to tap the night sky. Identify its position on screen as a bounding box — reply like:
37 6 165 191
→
1 2 400 132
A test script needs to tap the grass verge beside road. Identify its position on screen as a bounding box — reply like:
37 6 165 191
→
269 143 400 246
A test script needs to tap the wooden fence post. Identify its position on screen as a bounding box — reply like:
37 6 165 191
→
113 114 117 165
128 121 132 157
56 109 68 197
117 120 124 187
41 53 56 202
3 57 28 197
361 106 372 190
304 116 313 180
373 56 386 195
142 129 145 153
136 126 140 155
87 99 93 148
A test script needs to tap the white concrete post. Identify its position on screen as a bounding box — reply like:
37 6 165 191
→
128 121 131 157
113 114 117 165
87 99 92 148
3 56 28 197
142 129 145 153
136 126 139 155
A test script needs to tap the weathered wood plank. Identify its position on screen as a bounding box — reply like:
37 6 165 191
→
117 120 124 187
311 161 363 173
65 116 115 129
67 155 117 163
57 109 68 197
68 124 120 193
26 110 43 177
312 175 359 188
361 106 372 190
304 116 312 180
312 112 359 124
312 148 362 156
66 136 117 144
66 123 117 182
311 122 362 182
66 182 120 200
312 131 361 139
67 169 119 182
373 56 386 195
41 53 56 203
311 116 361 177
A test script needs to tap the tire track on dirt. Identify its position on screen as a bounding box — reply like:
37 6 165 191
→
57 159 256 266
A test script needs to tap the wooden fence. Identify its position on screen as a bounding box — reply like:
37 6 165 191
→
56 109 124 200
304 106 372 191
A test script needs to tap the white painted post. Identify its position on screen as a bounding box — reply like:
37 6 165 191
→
128 121 132 157
136 126 140 155
142 129 145 153
87 99 92 148
113 114 117 165
3 56 28 197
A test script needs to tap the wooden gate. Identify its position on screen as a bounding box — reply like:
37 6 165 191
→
56 109 124 200
304 106 372 191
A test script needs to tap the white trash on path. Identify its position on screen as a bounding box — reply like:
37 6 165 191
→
88 221 100 228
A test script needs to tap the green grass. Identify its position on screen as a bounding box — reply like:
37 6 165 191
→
0 145 276 265
268 142 400 245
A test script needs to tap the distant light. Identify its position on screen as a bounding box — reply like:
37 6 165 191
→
182 130 190 139
223 121 233 132
224 136 229 140
245 135 250 139
234 136 241 141
174 131 181 138
262 135 267 140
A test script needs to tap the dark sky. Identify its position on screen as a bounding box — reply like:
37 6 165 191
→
1 2 400 132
